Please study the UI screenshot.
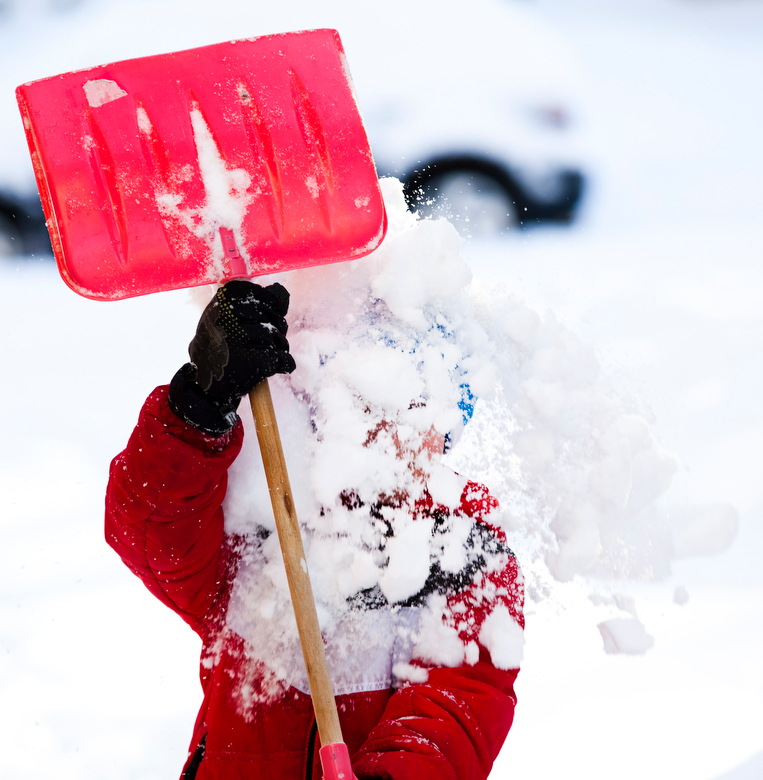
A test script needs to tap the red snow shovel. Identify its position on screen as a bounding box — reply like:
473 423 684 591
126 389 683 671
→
17 29 386 780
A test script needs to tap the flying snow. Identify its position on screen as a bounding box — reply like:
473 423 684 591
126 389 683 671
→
209 178 737 676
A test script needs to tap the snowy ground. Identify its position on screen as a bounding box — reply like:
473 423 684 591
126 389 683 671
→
1 1 763 779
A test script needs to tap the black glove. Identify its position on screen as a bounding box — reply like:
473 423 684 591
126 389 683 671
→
168 280 296 435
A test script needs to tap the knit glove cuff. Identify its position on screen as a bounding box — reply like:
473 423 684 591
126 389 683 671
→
168 363 240 436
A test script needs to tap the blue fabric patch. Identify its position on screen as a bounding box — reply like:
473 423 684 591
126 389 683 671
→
458 382 475 425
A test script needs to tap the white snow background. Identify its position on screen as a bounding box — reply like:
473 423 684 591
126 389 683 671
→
1 0 762 779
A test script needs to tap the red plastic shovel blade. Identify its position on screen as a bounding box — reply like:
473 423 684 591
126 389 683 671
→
16 29 387 301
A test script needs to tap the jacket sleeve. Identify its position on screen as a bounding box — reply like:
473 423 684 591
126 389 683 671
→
352 657 518 780
105 385 244 633
352 486 524 780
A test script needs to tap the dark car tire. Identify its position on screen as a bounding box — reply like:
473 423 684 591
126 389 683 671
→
414 171 518 236
402 155 585 233
402 157 524 237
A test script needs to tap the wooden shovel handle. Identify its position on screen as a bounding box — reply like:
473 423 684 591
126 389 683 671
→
248 379 344 749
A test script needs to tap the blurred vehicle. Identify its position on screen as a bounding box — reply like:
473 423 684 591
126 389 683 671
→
0 190 50 257
327 0 588 235
0 0 587 252
367 90 585 235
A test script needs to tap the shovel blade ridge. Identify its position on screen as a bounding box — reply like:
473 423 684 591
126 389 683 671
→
238 82 285 241
16 29 387 301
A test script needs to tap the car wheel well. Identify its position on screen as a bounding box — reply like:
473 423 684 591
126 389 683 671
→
402 155 526 212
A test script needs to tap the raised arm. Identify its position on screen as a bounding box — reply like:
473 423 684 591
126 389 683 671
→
105 280 295 633
105 386 243 630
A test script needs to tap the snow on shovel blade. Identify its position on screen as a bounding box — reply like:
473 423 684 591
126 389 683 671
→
16 29 387 301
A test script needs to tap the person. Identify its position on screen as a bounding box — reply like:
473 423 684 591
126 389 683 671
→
106 279 524 780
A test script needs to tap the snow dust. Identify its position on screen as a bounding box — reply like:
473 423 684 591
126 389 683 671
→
209 178 738 678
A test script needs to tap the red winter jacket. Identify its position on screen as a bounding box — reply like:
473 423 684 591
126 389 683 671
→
105 386 524 780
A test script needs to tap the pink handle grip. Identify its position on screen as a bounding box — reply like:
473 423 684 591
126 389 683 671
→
319 742 358 780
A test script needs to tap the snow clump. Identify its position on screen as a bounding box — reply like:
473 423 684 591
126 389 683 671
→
598 618 655 655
